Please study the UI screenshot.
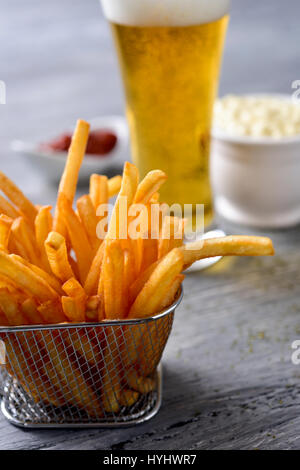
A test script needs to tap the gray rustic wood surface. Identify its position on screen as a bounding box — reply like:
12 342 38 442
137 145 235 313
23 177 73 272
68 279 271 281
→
1 0 300 450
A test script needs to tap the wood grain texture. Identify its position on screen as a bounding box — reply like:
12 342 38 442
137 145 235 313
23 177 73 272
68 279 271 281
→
1 0 300 450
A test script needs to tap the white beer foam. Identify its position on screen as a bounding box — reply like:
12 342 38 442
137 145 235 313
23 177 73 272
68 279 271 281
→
100 0 231 27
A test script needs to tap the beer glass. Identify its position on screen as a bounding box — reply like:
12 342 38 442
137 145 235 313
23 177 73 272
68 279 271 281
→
100 0 230 228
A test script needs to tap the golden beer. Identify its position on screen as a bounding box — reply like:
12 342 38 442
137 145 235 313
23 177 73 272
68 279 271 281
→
101 1 230 226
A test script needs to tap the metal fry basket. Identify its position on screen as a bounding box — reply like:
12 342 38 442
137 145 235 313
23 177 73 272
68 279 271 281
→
0 290 182 428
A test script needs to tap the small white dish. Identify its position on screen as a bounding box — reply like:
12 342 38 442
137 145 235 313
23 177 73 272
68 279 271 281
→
211 94 300 228
11 115 129 183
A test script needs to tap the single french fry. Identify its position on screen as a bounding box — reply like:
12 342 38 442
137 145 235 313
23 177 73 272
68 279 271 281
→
0 214 13 251
119 389 140 407
53 119 90 235
62 279 86 323
89 174 108 210
123 247 137 313
181 236 275 268
62 277 85 298
157 274 184 311
8 233 28 259
0 289 28 326
45 231 74 283
0 172 37 224
129 248 184 319
37 299 66 324
76 195 98 250
0 251 59 302
85 295 102 322
158 216 172 259
35 205 53 272
0 277 27 302
11 217 40 266
11 254 63 296
84 241 105 296
60 195 93 283
101 239 125 320
126 370 156 394
107 162 139 240
149 192 160 203
21 298 44 325
134 170 167 205
108 175 122 198
0 195 20 219
61 296 85 323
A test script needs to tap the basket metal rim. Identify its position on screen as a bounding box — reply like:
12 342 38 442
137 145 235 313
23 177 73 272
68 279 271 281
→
0 286 183 333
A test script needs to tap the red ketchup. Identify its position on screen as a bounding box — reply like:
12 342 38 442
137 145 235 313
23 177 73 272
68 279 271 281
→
40 130 117 157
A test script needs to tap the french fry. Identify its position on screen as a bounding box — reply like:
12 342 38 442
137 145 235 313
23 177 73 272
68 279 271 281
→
76 195 98 250
62 278 86 323
0 214 13 251
11 254 63 296
21 298 44 325
35 205 53 272
0 171 37 224
129 248 184 319
0 289 28 326
0 195 20 219
119 389 140 407
126 370 156 394
85 295 102 322
45 231 74 283
134 170 167 205
62 296 85 323
59 195 93 283
84 241 105 296
100 239 125 320
37 299 66 324
0 251 59 302
61 277 86 323
89 174 108 210
181 236 275 268
123 247 137 313
107 162 139 240
108 175 122 198
53 119 90 235
11 217 40 266
63 277 85 298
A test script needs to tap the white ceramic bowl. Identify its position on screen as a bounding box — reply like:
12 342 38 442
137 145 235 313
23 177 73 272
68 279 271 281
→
11 116 129 183
211 98 300 228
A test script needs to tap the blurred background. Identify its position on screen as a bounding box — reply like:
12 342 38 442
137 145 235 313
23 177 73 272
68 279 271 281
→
0 0 299 203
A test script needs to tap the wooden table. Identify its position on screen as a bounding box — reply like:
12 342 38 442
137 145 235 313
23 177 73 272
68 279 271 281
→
1 0 300 450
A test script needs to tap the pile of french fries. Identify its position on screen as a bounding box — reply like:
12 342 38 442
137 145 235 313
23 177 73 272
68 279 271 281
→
0 119 274 416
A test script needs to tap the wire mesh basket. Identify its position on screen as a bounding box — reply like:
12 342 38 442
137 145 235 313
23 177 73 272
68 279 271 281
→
0 289 182 428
